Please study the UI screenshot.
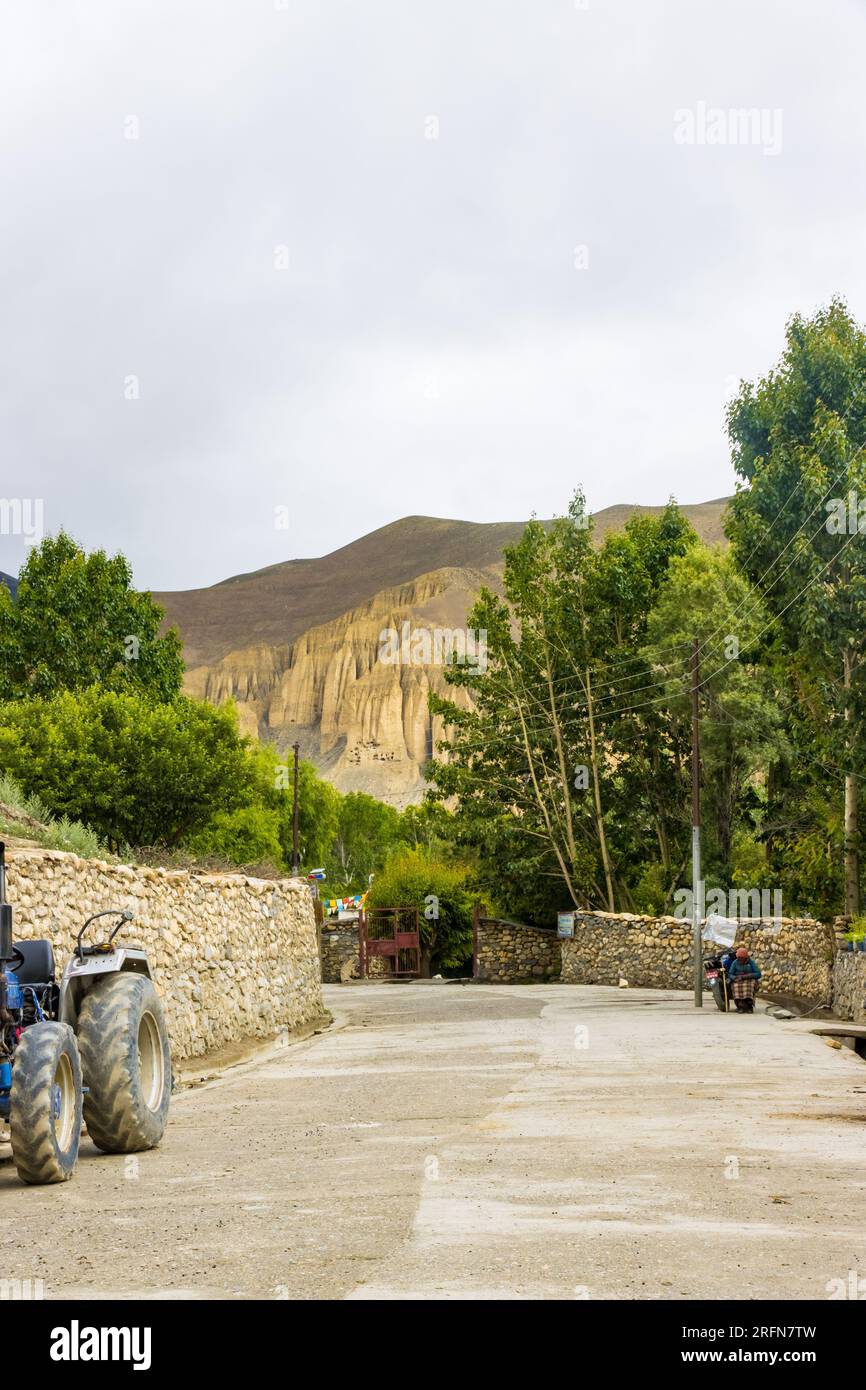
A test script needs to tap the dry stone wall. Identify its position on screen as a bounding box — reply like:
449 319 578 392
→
832 951 866 1024
560 911 835 1000
5 847 325 1061
320 921 393 981
321 923 360 983
474 918 561 982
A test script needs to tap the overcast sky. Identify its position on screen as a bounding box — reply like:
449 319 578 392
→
2 0 865 591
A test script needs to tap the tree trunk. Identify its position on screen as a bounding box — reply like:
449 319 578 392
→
585 666 616 912
654 816 671 873
845 771 859 917
506 661 582 908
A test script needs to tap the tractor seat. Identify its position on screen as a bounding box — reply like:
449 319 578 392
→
13 938 56 986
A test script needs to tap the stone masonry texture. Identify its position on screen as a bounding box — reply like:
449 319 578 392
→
5 847 325 1061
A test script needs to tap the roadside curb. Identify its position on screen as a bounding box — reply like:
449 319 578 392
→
173 1010 338 1095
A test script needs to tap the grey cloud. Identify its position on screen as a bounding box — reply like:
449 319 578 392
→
1 0 865 588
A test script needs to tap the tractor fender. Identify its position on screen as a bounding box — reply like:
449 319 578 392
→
59 948 153 1031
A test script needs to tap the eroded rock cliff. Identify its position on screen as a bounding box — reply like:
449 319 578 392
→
184 567 487 805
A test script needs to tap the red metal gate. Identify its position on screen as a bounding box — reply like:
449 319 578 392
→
358 907 421 978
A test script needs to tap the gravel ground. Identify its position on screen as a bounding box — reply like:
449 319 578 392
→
1 981 864 1301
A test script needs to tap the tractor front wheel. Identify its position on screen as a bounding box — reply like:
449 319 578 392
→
77 973 171 1154
10 1022 83 1184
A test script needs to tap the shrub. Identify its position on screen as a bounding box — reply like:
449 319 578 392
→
0 773 106 859
42 816 104 858
0 689 252 848
367 847 474 974
188 805 285 868
631 862 669 916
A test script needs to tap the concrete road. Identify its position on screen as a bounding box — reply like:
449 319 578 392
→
1 982 865 1301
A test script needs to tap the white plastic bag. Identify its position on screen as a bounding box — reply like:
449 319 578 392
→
702 912 738 948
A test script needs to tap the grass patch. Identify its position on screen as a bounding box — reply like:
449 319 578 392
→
0 774 285 874
0 773 108 859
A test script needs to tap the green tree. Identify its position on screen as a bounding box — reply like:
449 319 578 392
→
204 741 343 872
429 495 695 918
642 546 786 889
0 688 251 847
328 791 402 890
399 800 453 851
294 760 342 870
0 531 184 702
726 298 866 913
366 846 474 975
188 804 285 867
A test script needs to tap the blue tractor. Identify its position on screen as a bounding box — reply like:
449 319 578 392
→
0 842 171 1184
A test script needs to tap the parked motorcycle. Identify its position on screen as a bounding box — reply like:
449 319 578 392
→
703 952 733 1012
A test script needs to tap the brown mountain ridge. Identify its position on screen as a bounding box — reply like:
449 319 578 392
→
157 500 729 805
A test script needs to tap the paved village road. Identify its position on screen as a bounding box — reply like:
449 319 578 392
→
2 982 865 1300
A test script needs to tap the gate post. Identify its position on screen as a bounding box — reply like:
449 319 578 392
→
358 909 367 979
472 902 480 980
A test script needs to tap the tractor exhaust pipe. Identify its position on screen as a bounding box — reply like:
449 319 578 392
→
0 843 11 1021
0 842 11 961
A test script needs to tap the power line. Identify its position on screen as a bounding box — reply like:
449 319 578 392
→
499 472 866 725
439 518 864 747
721 382 866 584
695 443 866 665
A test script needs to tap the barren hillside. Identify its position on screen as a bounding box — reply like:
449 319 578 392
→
157 500 729 804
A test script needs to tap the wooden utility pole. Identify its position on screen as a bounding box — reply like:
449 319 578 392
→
691 639 703 1008
843 646 859 917
291 741 301 875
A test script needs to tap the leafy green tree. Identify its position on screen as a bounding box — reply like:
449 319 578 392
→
327 791 402 891
726 298 866 913
399 800 453 851
570 504 698 906
441 806 581 927
430 495 694 918
0 689 251 847
771 808 844 922
188 804 285 867
642 546 786 889
229 742 343 872
295 761 342 870
0 532 185 702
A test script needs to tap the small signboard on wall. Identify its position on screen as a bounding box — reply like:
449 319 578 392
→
557 912 575 939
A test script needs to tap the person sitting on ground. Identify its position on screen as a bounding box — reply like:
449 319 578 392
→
727 946 762 1012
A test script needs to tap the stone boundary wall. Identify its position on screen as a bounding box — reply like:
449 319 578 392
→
321 923 360 983
320 922 396 982
475 917 561 982
832 951 866 1024
5 847 325 1061
317 899 865 1017
560 911 835 1000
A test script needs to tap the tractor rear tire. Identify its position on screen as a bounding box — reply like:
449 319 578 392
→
10 1023 82 1185
77 973 171 1154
